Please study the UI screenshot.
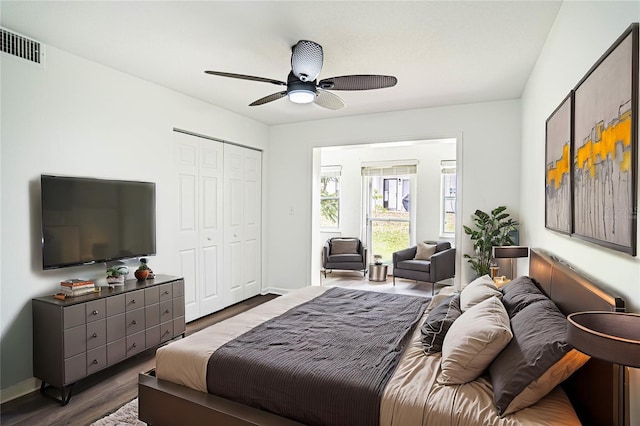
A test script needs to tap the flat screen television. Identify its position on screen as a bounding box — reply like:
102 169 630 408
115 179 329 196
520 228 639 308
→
41 175 156 270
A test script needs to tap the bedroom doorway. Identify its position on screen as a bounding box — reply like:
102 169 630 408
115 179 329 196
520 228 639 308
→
311 138 458 287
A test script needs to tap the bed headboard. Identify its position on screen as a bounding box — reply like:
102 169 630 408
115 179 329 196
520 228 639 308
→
528 248 626 426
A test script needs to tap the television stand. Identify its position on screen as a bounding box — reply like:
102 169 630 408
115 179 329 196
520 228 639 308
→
32 275 185 405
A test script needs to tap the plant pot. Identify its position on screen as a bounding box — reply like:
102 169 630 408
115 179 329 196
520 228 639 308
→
107 275 124 285
135 269 149 281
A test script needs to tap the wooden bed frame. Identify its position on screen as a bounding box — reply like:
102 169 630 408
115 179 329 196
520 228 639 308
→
138 248 625 426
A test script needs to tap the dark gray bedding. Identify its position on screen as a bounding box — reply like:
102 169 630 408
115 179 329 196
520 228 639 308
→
206 287 429 426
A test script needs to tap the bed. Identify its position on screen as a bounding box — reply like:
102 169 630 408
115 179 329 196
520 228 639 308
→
138 248 625 425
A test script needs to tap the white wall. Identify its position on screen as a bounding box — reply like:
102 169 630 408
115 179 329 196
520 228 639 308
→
0 46 268 398
266 100 522 293
519 1 640 422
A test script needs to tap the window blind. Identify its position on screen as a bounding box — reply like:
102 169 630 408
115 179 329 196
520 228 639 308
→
321 165 342 177
361 160 418 176
441 160 456 174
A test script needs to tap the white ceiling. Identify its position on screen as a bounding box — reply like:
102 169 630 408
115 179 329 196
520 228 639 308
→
1 1 562 126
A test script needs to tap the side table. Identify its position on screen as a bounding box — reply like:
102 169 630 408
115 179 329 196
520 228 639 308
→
369 264 388 282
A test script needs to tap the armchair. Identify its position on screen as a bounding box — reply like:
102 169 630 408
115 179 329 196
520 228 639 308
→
322 237 367 278
392 240 455 294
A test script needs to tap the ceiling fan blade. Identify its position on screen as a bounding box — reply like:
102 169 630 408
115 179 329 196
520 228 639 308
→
318 75 397 91
205 71 286 86
314 89 345 110
249 91 287 106
291 40 323 82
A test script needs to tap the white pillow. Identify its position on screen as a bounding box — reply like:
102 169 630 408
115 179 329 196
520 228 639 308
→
460 274 502 311
438 296 512 385
414 242 437 260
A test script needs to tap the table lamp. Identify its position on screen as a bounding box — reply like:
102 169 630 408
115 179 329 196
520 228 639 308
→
492 246 529 279
567 311 640 426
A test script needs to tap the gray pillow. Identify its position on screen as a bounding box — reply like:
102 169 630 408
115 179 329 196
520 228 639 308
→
500 276 549 318
420 294 462 353
330 239 359 255
489 299 589 416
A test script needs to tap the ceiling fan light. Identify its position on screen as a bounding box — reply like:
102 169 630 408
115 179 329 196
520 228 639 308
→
288 89 316 104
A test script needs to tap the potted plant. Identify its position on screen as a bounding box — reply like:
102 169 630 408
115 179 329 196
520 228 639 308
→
106 265 128 285
373 254 383 265
463 206 518 277
135 258 153 280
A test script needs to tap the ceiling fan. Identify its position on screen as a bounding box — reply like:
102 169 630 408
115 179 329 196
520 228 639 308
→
205 40 397 110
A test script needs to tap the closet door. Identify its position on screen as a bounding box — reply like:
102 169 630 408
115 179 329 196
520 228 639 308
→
175 132 224 322
243 148 262 298
224 144 262 305
223 144 245 305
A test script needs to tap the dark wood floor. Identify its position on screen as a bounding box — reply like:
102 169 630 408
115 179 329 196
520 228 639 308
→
0 293 279 426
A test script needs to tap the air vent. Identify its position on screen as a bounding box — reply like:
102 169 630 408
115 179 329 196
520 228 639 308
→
1 27 45 67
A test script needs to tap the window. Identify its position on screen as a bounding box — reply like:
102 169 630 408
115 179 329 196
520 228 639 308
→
320 166 341 229
441 160 456 235
362 161 417 263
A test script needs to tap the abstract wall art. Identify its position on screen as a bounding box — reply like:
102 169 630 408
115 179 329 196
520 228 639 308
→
545 92 573 234
572 23 638 256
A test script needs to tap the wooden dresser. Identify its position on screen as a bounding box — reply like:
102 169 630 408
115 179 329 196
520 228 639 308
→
32 275 185 405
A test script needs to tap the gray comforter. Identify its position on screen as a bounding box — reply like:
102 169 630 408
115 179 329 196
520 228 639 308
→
206 287 429 426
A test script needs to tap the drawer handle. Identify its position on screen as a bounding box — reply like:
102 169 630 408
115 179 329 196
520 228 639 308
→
163 291 169 295
92 310 99 315
92 359 99 365
132 320 137 325
92 332 98 338
164 309 170 314
164 330 170 335
131 300 136 304
132 343 137 348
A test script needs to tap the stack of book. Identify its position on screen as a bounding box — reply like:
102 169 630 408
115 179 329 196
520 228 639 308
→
59 279 96 297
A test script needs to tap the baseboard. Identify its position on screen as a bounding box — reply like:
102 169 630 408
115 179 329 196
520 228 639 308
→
1 377 39 404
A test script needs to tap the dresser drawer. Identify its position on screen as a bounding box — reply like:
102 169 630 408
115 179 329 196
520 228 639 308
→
145 286 160 305
125 290 145 311
145 304 159 328
126 332 145 356
174 316 186 336
126 308 145 335
86 300 105 323
146 326 160 348
159 283 173 301
160 321 173 343
107 339 126 365
173 297 185 318
64 325 86 358
86 319 106 350
86 346 106 375
106 313 126 343
172 280 184 297
106 294 125 316
64 353 86 385
63 304 85 329
159 300 172 323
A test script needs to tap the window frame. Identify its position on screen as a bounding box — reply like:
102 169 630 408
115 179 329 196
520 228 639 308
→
440 160 456 237
320 166 341 230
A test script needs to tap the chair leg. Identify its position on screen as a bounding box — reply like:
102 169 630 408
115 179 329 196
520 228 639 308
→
432 282 435 296
393 275 396 286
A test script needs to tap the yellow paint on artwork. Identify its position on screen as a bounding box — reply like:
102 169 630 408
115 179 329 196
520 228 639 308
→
547 143 570 190
575 107 631 177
